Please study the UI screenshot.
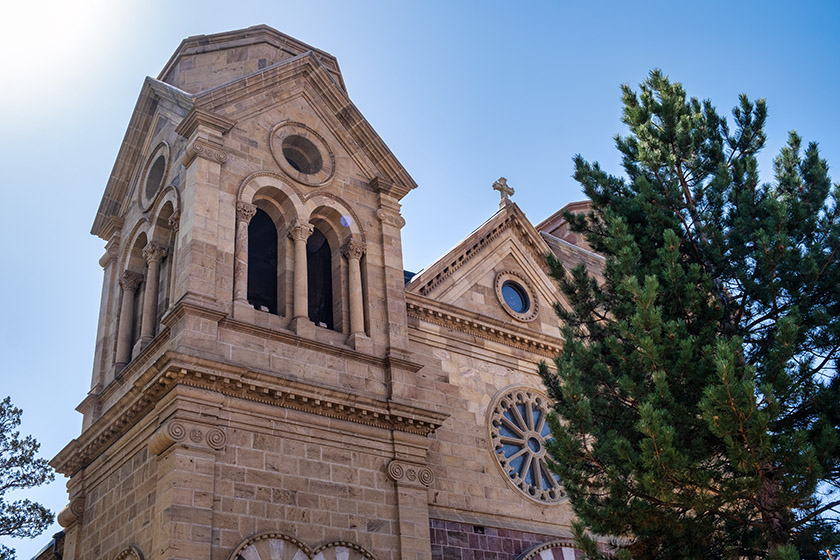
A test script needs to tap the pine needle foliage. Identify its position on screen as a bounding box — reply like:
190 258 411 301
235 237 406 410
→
539 70 840 560
0 397 54 560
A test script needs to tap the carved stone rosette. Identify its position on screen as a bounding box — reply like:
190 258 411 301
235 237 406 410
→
376 208 406 229
149 421 226 456
57 494 86 528
387 460 434 488
182 138 227 166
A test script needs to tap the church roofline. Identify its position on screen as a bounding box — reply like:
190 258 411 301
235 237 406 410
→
158 24 346 93
406 202 552 297
534 199 592 233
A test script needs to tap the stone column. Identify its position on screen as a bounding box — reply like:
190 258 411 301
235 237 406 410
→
342 238 366 336
139 243 168 345
288 220 313 321
115 271 144 370
233 201 257 303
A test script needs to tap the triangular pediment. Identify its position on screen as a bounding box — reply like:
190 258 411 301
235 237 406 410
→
188 51 415 196
406 203 567 338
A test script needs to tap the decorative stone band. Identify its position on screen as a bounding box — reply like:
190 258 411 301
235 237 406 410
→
182 138 228 166
52 357 447 477
229 532 376 560
375 208 406 228
149 420 227 456
113 545 145 560
56 495 85 528
387 460 435 488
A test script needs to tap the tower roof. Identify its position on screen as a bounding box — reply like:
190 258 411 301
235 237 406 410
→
157 24 346 94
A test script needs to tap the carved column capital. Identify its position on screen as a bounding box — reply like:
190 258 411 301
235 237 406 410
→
168 209 181 232
119 271 144 292
236 201 257 223
142 243 168 264
288 220 314 242
342 238 366 260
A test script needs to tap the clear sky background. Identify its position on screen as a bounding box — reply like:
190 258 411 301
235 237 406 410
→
1 1 838 557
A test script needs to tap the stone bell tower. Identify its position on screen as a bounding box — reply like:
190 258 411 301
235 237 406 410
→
51 25 445 560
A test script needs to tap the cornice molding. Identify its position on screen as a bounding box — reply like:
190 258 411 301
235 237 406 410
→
405 293 563 357
52 351 445 477
175 108 235 139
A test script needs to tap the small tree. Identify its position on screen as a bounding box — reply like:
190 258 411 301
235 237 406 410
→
540 71 840 560
0 397 54 560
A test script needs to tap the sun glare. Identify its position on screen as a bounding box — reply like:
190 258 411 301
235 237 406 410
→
2 0 130 112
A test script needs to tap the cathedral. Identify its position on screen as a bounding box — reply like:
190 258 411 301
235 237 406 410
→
43 25 603 560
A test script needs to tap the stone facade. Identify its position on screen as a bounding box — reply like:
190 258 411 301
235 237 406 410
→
48 26 603 560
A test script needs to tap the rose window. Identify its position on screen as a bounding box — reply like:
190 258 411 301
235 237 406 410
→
489 389 563 503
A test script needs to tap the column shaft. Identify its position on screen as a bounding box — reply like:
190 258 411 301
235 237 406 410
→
140 244 167 342
343 238 366 336
115 271 143 369
234 202 257 302
289 222 313 320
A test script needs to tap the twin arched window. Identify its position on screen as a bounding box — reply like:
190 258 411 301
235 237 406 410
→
246 209 337 331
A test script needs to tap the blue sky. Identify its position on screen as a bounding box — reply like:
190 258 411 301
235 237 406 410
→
1 1 838 557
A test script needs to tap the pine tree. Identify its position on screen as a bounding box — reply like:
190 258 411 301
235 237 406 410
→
0 397 54 560
539 71 840 560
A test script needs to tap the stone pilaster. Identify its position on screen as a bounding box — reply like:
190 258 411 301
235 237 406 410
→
388 432 435 560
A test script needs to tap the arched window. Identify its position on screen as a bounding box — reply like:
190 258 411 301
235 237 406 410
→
307 227 334 329
247 208 278 314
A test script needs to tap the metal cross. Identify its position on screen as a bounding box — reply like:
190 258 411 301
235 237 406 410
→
493 177 514 208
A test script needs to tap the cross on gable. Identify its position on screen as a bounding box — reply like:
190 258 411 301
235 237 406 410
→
493 177 514 208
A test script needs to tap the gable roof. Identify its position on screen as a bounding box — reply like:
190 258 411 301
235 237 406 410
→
406 202 553 298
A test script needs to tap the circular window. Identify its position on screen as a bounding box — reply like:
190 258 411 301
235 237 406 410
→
488 388 564 503
501 280 529 313
270 122 335 186
282 135 323 174
138 142 170 212
494 271 539 321
145 156 166 199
